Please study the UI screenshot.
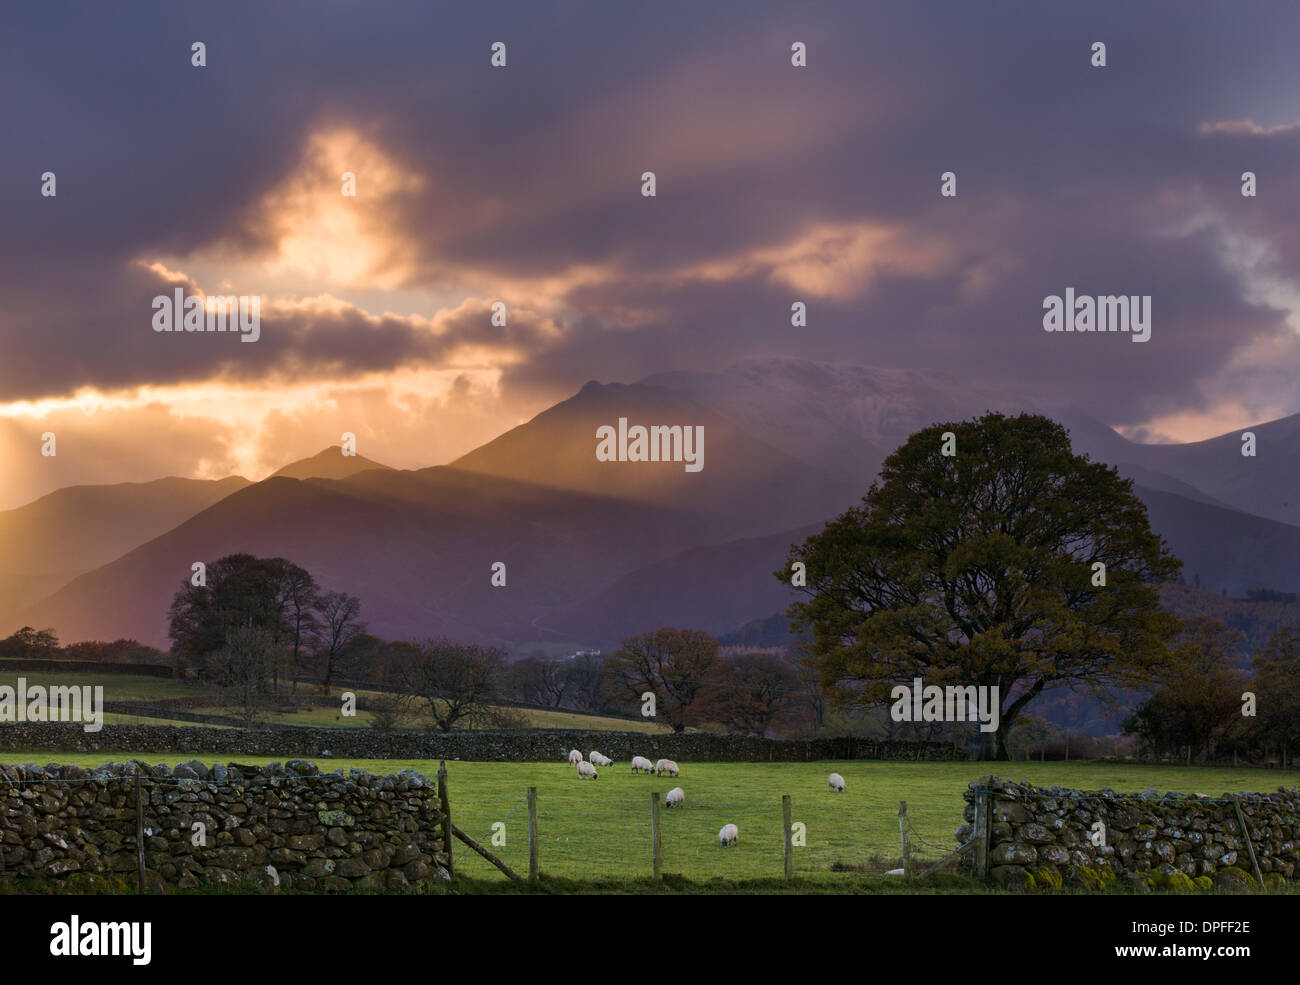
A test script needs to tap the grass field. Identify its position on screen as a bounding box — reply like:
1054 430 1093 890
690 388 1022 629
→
185 698 672 733
0 673 198 702
0 670 671 733
2 751 1295 885
99 713 233 729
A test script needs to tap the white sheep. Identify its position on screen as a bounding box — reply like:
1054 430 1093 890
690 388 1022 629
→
576 761 598 780
631 756 655 773
718 823 738 847
568 749 584 766
589 751 613 767
828 772 845 793
665 787 685 808
655 758 679 777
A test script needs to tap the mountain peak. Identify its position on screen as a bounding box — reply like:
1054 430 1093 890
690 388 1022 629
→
270 447 392 481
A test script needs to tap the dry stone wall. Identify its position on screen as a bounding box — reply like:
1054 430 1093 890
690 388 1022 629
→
0 722 961 762
958 776 1300 892
0 759 447 892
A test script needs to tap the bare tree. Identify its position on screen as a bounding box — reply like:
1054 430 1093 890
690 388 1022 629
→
312 592 366 696
208 625 275 728
696 653 798 736
566 652 609 714
278 564 319 693
393 638 506 731
366 692 416 732
604 628 720 732
501 656 572 708
790 646 827 733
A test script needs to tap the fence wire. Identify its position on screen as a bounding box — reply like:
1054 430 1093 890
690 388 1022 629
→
447 783 966 881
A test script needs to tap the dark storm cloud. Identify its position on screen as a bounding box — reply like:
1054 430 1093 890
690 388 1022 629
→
2 1 1298 425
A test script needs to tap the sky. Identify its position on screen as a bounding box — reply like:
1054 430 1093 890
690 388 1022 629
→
2 1 1299 509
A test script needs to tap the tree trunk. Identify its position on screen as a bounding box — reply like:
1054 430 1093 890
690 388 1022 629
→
978 728 1009 761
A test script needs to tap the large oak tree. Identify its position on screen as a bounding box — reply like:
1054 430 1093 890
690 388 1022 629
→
779 413 1181 759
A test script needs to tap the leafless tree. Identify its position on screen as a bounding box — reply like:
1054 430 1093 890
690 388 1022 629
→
392 637 506 731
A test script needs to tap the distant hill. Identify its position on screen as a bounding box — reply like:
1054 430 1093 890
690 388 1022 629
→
1135 486 1300 595
718 613 799 649
1160 583 1300 657
271 447 392 481
0 476 249 628
542 525 818 647
16 467 708 649
450 378 861 542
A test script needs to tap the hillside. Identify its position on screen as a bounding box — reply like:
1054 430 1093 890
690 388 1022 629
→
450 378 862 541
16 467 708 649
0 475 250 627
271 447 393 481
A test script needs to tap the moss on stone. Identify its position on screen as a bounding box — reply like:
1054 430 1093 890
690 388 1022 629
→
1028 864 1062 891
1070 865 1117 891
1151 869 1195 893
1213 866 1256 893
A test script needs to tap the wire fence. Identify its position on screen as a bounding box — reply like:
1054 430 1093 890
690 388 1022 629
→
444 782 963 882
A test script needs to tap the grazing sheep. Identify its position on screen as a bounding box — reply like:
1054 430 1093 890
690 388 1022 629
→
577 761 598 780
568 749 584 766
655 758 679 777
665 787 685 808
589 751 613 767
718 823 739 847
631 756 655 773
828 772 845 793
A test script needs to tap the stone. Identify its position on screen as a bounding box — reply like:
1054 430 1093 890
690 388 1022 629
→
990 865 1036 890
990 842 1037 866
1213 867 1256 894
335 858 371 878
1039 845 1070 866
302 858 336 879
1018 823 1054 844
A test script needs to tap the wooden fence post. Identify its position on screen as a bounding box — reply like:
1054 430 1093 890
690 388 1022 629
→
898 801 911 881
437 761 454 880
450 824 522 881
527 786 539 883
135 772 146 894
973 775 991 879
782 794 793 879
1231 796 1265 892
651 791 663 879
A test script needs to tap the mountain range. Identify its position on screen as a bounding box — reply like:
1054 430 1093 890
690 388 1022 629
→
4 357 1299 651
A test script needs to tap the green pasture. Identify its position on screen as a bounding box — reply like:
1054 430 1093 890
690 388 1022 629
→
0 669 670 734
1 752 1294 884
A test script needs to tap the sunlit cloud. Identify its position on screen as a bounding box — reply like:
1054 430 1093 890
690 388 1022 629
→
0 367 525 510
1196 119 1300 138
147 128 430 309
